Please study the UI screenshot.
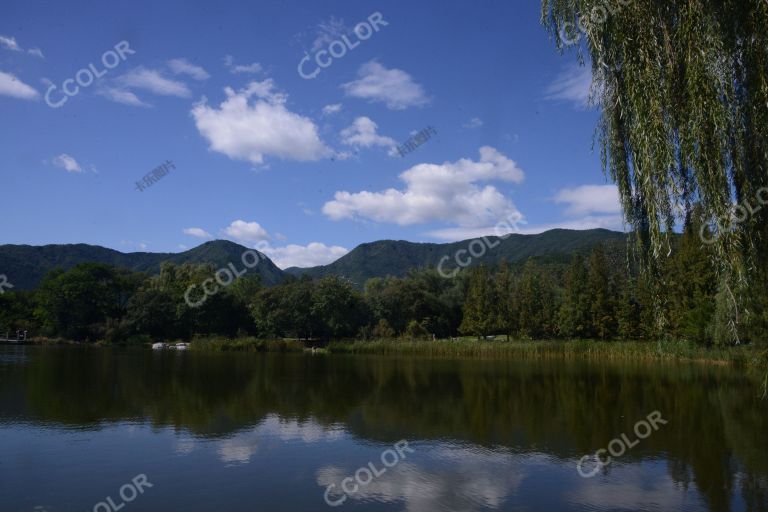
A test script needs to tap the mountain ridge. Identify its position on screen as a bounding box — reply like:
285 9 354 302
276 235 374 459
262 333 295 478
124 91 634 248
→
285 228 628 284
0 229 628 290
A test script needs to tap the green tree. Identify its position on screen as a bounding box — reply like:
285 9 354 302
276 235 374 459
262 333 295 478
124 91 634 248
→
35 263 141 341
311 276 367 340
0 291 37 335
250 285 288 338
495 261 520 341
586 245 616 340
615 273 643 341
558 254 589 338
124 287 177 339
518 260 557 339
667 210 718 343
459 266 497 338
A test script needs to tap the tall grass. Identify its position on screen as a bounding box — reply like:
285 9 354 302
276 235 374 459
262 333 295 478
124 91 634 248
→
189 336 304 353
327 338 766 366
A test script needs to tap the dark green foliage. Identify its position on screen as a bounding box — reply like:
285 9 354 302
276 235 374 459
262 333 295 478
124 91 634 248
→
558 254 589 338
363 269 466 338
666 213 718 343
371 319 396 339
586 245 616 340
34 263 140 341
311 276 368 339
5 224 768 345
0 290 36 334
404 320 430 340
517 260 558 339
459 266 498 338
495 261 519 340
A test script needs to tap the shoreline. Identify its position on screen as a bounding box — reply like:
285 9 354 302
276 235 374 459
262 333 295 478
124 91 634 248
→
325 339 767 367
19 336 766 368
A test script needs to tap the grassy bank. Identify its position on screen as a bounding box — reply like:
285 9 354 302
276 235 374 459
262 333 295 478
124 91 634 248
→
327 338 768 367
188 336 305 353
19 336 768 369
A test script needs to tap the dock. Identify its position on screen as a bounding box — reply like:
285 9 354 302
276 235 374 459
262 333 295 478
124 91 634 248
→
0 331 31 344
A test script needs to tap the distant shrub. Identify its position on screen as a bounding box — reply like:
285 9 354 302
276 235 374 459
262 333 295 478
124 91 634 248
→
372 319 396 339
404 320 430 340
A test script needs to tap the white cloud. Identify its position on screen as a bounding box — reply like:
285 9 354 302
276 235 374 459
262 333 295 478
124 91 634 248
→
231 62 262 74
96 86 150 107
340 116 396 154
223 55 262 74
322 103 342 115
183 227 212 238
120 240 149 251
464 117 483 129
0 71 39 100
342 61 428 110
0 35 21 52
52 154 83 173
553 184 621 216
425 185 624 241
261 242 348 269
191 79 331 164
116 67 191 97
425 221 523 242
323 146 524 228
0 35 43 58
223 220 270 245
168 58 209 81
217 218 347 268
545 64 593 108
518 215 624 233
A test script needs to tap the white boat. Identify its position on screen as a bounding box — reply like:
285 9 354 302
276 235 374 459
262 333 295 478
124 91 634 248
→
174 343 190 351
151 342 166 350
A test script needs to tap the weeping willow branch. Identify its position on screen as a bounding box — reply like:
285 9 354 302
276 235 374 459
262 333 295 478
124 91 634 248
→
542 0 768 343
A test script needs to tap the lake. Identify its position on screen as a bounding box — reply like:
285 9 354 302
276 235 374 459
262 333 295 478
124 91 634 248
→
1 345 766 511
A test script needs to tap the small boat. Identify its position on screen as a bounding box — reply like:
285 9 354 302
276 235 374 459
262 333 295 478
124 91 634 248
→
151 342 166 350
174 343 190 351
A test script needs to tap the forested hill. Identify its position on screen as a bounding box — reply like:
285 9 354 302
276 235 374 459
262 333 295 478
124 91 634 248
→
1 229 627 290
0 240 284 289
286 229 627 285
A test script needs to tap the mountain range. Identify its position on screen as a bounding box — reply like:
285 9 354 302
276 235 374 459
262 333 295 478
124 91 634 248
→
0 229 627 290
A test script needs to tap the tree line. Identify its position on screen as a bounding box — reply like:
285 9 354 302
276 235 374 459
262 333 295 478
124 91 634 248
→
1 217 767 345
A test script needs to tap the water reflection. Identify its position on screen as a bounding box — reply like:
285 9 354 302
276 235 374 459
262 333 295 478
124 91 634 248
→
195 415 346 464
0 346 767 511
317 444 528 511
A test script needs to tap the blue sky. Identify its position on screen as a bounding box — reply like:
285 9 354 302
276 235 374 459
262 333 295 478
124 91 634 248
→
0 0 623 268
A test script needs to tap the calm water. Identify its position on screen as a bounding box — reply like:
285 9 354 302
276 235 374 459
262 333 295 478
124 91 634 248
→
1 346 767 512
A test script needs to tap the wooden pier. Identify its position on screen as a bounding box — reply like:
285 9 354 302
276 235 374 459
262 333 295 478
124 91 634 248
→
0 331 31 344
